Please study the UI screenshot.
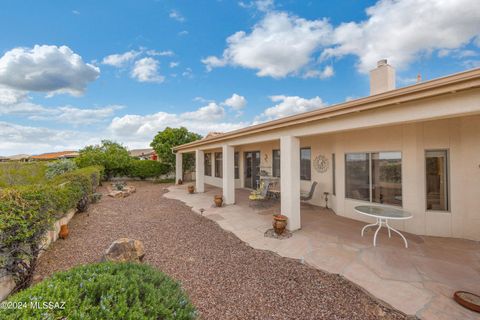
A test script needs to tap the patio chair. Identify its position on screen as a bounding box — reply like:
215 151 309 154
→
249 180 272 208
300 181 317 201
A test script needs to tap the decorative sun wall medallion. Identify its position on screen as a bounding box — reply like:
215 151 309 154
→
314 155 329 173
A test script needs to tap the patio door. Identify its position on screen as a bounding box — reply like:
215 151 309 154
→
244 151 260 189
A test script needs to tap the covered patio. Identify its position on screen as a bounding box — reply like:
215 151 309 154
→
165 184 480 320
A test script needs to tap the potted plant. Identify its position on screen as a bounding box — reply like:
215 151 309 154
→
187 185 195 194
59 224 69 239
177 179 183 185
214 194 223 207
272 214 288 235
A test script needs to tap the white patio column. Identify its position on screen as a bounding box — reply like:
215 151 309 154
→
175 152 182 184
280 136 301 231
222 145 235 205
195 149 205 193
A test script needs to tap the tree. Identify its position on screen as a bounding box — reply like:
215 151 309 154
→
76 140 131 179
150 127 202 173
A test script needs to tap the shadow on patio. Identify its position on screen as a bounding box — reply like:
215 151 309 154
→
165 184 480 320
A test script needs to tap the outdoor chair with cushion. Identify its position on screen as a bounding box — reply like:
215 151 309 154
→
249 180 273 208
300 181 318 201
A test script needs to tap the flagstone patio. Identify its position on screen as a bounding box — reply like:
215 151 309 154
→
165 184 480 320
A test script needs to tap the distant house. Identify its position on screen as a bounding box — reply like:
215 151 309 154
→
129 148 158 161
5 154 31 162
30 151 79 161
0 156 8 162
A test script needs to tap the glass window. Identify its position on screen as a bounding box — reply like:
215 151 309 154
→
234 152 239 179
272 150 280 177
300 148 311 180
372 152 402 206
345 153 370 201
204 153 212 176
215 152 222 178
332 153 336 196
426 150 449 211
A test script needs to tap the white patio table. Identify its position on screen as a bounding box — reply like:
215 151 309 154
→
355 205 412 248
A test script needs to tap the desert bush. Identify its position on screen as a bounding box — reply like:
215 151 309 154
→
128 159 170 179
0 162 48 187
0 165 103 292
0 262 197 320
45 159 77 179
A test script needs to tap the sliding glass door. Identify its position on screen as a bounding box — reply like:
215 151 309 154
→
244 151 260 189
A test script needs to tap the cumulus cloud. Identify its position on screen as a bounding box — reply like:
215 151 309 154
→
204 0 480 76
0 87 28 105
102 50 139 67
321 0 480 72
0 45 99 96
256 95 327 121
238 0 274 12
169 10 185 22
202 12 332 78
180 102 225 121
131 57 164 83
223 93 247 110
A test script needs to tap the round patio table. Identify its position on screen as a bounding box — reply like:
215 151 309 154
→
355 205 412 248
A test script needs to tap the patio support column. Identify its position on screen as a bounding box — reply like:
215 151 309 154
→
195 149 205 193
175 152 182 184
280 136 301 231
222 145 235 205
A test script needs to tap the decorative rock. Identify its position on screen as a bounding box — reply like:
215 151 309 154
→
102 238 145 262
108 190 126 198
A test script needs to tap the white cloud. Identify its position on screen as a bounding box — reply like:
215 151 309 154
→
256 95 327 121
303 65 334 79
0 45 99 96
169 10 185 22
239 0 274 12
178 30 189 36
0 102 123 125
102 50 139 67
202 12 332 78
182 67 193 78
0 87 28 105
131 57 164 83
146 50 174 57
181 102 225 121
321 0 480 72
223 93 247 110
169 61 179 68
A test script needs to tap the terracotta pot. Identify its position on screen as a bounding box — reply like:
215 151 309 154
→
178 179 183 185
59 224 69 240
187 185 195 194
214 196 223 207
272 215 288 235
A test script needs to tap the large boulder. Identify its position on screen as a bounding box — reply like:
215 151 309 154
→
102 238 145 262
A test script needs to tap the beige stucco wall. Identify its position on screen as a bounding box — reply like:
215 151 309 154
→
197 115 479 241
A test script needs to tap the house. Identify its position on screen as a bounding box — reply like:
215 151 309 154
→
5 154 31 162
30 151 78 161
129 148 158 160
173 61 480 241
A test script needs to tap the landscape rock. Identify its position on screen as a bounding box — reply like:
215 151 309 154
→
102 238 145 262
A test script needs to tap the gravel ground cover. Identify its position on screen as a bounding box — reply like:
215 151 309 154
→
35 181 410 320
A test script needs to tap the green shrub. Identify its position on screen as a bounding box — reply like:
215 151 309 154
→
0 162 48 187
45 159 77 179
128 160 170 179
0 262 197 320
0 165 103 292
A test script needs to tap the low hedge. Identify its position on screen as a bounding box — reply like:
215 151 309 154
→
0 165 103 292
128 160 170 179
0 262 197 320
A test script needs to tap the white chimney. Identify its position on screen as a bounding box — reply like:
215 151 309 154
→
370 59 396 95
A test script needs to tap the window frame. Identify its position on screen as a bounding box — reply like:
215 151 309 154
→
332 153 336 196
424 149 450 212
234 152 239 179
344 151 403 207
204 153 212 177
272 149 281 177
300 147 312 181
214 152 223 178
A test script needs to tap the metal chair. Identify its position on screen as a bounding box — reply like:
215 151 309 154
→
300 181 318 201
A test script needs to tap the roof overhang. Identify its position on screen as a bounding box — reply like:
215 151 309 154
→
174 68 480 152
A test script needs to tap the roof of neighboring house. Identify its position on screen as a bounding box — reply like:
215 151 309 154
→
203 132 224 140
129 148 156 157
30 151 78 160
6 154 31 160
174 67 480 151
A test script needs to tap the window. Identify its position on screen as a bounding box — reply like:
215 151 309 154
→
300 148 311 180
332 153 336 196
204 153 212 176
345 152 402 206
425 150 449 211
215 152 222 178
234 152 239 179
272 150 280 177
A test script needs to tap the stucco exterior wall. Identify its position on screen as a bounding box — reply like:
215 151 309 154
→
197 115 479 241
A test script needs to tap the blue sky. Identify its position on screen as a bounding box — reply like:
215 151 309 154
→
0 0 479 155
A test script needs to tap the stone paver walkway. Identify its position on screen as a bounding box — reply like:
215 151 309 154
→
166 185 480 320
